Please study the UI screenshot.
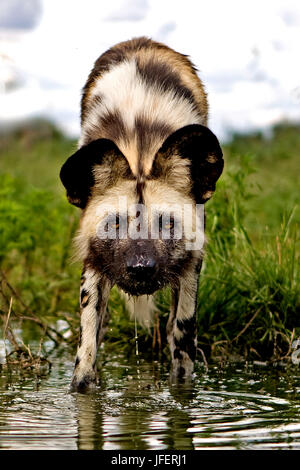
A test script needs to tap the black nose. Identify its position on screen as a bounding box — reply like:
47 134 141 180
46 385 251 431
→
126 256 156 278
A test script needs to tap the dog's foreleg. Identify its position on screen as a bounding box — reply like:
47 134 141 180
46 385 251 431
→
167 259 202 378
70 266 111 392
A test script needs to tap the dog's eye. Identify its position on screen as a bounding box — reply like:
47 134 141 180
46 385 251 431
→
105 215 119 231
111 217 119 230
159 215 174 231
164 219 174 230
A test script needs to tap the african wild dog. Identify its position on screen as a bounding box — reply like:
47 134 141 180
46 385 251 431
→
60 37 224 392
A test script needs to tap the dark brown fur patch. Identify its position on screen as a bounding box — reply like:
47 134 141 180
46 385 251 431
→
135 116 173 157
80 288 89 307
134 115 173 180
136 58 197 109
99 109 129 145
75 356 80 367
78 326 83 348
136 180 145 204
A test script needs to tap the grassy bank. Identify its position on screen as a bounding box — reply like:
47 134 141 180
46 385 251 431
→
0 120 299 364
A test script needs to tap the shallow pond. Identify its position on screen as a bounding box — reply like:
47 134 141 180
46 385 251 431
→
1 348 300 450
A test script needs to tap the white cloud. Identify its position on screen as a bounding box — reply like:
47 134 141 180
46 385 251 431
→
0 0 42 30
106 0 149 21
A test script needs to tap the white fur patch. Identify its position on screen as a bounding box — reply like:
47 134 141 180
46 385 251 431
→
120 291 156 329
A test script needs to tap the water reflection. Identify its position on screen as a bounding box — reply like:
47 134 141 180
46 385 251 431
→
73 358 195 450
0 351 300 450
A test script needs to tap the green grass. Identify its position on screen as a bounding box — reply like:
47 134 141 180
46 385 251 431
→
0 119 299 363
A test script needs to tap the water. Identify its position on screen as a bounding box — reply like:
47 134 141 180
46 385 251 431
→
1 350 300 450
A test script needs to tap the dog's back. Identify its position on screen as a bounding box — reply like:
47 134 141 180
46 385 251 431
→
79 37 208 180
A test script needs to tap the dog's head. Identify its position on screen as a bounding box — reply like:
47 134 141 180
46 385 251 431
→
60 125 223 295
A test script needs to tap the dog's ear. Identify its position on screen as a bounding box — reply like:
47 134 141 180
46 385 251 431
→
60 139 124 208
155 124 224 203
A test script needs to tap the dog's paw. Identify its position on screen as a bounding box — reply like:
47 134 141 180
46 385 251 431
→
69 369 97 393
171 354 195 379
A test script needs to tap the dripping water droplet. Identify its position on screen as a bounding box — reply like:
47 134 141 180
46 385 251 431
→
134 299 141 388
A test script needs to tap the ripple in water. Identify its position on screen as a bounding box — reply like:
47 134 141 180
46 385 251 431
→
0 351 300 450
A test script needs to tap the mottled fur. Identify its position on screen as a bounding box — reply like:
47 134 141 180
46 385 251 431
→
60 37 223 392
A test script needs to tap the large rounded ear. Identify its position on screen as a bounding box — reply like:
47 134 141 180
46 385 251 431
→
60 139 123 208
155 124 224 203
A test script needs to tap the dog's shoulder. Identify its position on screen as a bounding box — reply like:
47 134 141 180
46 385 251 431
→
79 37 208 179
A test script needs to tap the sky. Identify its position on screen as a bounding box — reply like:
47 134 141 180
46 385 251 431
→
0 0 299 141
